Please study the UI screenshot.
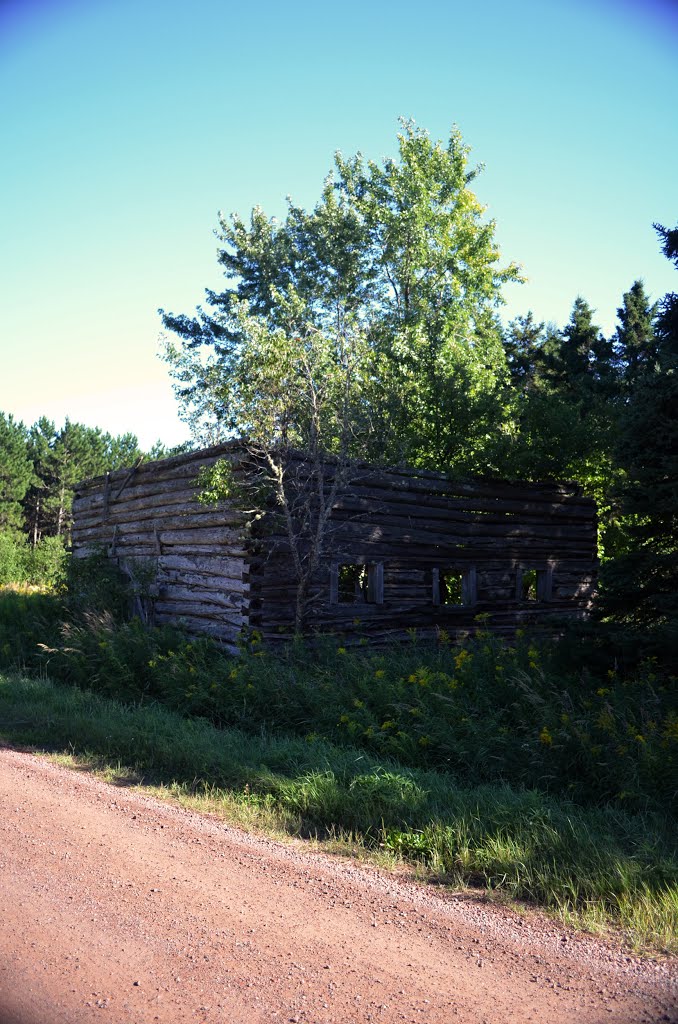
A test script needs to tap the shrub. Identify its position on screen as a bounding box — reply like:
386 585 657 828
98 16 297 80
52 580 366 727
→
10 612 674 820
26 535 68 590
0 531 28 585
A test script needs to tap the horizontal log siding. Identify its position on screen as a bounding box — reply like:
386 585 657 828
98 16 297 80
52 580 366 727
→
249 467 597 644
72 444 597 646
72 447 249 645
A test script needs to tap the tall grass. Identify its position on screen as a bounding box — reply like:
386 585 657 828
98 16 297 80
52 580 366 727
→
1 671 676 953
2 588 674 819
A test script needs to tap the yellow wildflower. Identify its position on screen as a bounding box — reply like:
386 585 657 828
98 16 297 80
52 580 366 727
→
539 726 553 746
454 649 470 670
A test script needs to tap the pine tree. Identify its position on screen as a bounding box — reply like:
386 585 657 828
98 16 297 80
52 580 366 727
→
0 413 32 535
614 280 658 387
602 224 678 628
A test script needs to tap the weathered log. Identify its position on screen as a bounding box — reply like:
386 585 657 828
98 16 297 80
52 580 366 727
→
153 611 242 644
74 481 246 519
73 522 248 547
74 444 243 494
330 488 596 521
159 553 247 578
157 585 248 610
74 506 249 535
154 600 246 627
160 576 248 597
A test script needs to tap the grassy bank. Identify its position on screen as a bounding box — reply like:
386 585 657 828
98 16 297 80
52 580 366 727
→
2 585 675 819
1 671 676 954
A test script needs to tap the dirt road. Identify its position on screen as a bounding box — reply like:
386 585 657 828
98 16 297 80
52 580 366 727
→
0 746 675 1024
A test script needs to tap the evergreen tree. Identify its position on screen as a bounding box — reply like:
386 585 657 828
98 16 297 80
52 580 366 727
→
23 417 55 546
503 312 547 392
613 279 658 387
602 224 678 628
22 420 145 545
540 297 615 400
0 413 32 535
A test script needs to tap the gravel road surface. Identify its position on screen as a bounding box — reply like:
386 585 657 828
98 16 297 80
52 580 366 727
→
0 746 676 1023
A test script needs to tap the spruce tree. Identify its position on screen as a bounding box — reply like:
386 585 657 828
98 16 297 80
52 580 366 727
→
0 413 32 535
602 224 678 628
614 280 658 387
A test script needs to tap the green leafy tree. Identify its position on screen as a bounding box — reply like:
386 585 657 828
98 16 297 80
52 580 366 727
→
330 124 522 469
497 300 625 557
163 122 524 627
166 284 374 632
162 120 522 474
539 297 616 400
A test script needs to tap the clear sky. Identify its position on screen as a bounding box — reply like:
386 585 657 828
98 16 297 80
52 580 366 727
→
1 0 676 450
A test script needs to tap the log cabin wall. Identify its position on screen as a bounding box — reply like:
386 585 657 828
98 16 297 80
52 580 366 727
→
72 447 597 647
248 465 598 644
71 443 250 647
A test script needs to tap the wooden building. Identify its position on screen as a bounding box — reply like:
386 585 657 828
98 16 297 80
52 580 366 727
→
71 442 598 648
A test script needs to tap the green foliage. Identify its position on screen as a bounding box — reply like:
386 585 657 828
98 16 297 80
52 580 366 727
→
66 549 133 620
0 409 168 555
23 418 145 544
0 532 29 585
1 601 674 821
0 413 32 534
0 532 68 589
162 120 522 472
613 280 658 386
601 224 678 627
196 458 238 504
28 536 68 590
500 297 640 561
0 588 64 668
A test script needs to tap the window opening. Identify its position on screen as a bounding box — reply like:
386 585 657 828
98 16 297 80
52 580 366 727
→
521 569 538 602
516 566 552 602
332 562 384 604
432 567 476 606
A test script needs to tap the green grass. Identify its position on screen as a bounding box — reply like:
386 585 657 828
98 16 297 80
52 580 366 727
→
1 670 676 954
3 586 674 818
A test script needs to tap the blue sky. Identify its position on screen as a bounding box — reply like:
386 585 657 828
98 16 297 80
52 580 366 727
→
1 0 676 449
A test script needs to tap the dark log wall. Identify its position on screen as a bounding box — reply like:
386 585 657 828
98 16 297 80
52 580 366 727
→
72 448 597 648
248 466 597 644
72 444 250 647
